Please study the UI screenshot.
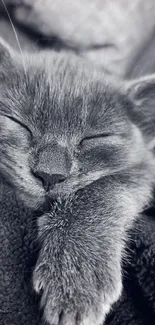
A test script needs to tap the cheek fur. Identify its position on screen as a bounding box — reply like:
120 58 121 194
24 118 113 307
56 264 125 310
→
0 142 45 203
0 115 32 152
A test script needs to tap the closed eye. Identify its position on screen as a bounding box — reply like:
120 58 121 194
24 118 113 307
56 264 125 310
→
4 114 32 136
79 133 112 144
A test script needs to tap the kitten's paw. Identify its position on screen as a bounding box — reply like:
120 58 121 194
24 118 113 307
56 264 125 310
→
33 259 122 325
43 296 114 325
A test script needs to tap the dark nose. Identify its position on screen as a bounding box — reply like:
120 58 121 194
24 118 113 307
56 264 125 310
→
35 171 66 191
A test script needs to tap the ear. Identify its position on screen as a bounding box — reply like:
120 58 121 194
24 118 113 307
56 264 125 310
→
124 75 155 150
0 37 14 68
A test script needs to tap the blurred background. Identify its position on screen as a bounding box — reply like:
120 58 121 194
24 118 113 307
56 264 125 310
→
0 0 155 79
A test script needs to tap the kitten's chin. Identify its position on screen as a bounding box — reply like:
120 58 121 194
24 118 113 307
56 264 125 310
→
16 185 72 211
47 177 89 199
46 177 95 200
47 183 79 200
48 188 72 198
18 177 89 210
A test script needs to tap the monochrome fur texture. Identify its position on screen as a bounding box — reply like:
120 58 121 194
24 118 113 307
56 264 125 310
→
0 38 155 325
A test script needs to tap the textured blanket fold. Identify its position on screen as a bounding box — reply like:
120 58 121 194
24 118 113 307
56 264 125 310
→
106 211 155 325
0 184 155 325
0 186 40 325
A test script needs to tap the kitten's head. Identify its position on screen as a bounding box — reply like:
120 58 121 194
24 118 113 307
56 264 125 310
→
0 38 155 212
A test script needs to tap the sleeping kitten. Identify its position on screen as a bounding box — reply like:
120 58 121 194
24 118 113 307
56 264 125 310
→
0 38 155 325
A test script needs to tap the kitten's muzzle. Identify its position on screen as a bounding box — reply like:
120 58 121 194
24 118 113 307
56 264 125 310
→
32 143 71 192
34 170 66 192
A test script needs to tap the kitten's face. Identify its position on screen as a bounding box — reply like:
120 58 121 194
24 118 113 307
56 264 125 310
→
0 44 154 211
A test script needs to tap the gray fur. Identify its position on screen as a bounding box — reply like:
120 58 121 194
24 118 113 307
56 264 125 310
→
0 39 155 324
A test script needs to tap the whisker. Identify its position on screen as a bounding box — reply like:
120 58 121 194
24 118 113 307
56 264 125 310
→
1 0 28 80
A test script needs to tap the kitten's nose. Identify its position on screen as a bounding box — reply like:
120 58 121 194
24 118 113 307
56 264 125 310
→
35 171 66 191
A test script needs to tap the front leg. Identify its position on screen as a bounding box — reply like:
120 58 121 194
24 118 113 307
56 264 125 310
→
33 208 123 325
